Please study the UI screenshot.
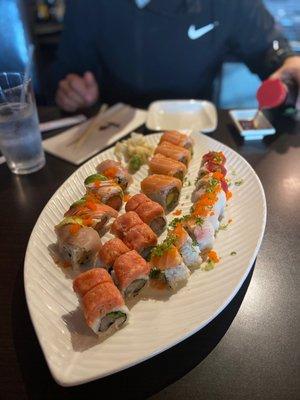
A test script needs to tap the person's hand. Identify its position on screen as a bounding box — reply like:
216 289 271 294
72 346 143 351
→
270 56 300 110
55 71 99 112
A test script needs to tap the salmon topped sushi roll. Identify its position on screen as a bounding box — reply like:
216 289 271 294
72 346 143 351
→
64 195 118 235
141 174 182 212
149 153 187 181
171 223 202 269
123 223 157 259
126 194 167 235
82 281 129 334
150 241 190 290
84 174 124 211
96 159 133 191
98 238 130 269
55 217 102 271
155 141 191 166
113 250 150 297
159 130 194 151
73 268 113 297
111 211 143 239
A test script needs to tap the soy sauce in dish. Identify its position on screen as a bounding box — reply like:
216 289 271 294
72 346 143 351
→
238 120 257 130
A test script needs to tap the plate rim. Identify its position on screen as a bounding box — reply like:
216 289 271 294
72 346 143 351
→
24 132 267 386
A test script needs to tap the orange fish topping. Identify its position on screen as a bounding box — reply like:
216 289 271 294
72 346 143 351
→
172 209 182 216
104 166 118 178
69 224 81 235
85 200 98 211
83 217 93 226
207 250 220 263
212 171 224 181
226 191 233 200
124 194 131 202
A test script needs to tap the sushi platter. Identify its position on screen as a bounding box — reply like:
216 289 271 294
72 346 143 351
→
24 131 266 386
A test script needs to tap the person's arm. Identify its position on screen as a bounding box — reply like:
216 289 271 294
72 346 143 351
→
50 0 100 111
228 0 300 109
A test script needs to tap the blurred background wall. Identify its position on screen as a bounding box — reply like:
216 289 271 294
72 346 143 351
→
2 0 299 107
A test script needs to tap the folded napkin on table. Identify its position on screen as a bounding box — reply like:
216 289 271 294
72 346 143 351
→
43 103 147 165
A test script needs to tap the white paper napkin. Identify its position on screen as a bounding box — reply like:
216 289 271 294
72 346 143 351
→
43 103 147 165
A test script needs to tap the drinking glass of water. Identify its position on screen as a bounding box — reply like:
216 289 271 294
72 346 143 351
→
0 72 45 174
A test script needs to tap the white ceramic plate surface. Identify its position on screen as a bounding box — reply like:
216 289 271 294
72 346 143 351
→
146 100 217 132
24 132 266 386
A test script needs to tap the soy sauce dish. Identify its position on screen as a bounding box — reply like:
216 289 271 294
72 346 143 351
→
229 109 275 140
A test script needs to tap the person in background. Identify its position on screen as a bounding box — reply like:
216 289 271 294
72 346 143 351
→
52 0 300 112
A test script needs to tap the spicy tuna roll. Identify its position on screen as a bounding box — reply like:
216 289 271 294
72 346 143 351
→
141 174 182 212
123 223 157 259
184 217 215 252
96 159 133 191
126 193 166 235
111 211 143 239
73 268 113 297
82 281 129 334
98 238 130 270
84 174 124 211
113 250 150 297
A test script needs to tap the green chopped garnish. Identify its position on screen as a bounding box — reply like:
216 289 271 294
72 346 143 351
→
218 222 229 231
230 251 237 256
169 214 190 228
231 169 237 176
106 311 126 320
128 154 142 173
187 180 191 186
206 178 220 193
151 235 176 258
195 217 204 226
204 260 215 271
149 268 162 279
70 197 86 208
234 179 244 186
192 239 198 247
84 174 107 185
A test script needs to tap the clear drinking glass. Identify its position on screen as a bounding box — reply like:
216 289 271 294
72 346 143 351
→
0 72 45 174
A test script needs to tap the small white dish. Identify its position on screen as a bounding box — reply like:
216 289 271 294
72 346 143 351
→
229 109 275 140
146 100 217 132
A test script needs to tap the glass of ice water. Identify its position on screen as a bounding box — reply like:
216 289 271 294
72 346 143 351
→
0 72 45 174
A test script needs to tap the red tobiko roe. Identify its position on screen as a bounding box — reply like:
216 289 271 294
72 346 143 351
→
221 179 228 193
206 161 227 176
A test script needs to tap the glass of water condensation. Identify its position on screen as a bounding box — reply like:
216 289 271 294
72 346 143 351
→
0 72 45 174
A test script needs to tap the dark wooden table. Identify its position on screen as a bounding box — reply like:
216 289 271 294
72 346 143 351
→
1 107 299 400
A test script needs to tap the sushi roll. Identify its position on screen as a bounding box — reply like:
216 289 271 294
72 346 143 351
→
123 223 157 259
183 217 215 252
84 174 124 211
159 130 194 152
198 161 227 180
141 174 182 212
154 141 191 166
149 153 187 181
64 195 118 235
55 217 102 271
201 151 226 166
150 241 190 290
96 159 133 191
113 250 150 297
111 211 143 239
82 281 129 334
171 223 202 269
98 238 130 270
125 194 167 235
73 268 113 297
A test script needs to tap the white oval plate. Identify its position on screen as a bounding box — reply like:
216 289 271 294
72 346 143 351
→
146 100 217 132
24 132 266 386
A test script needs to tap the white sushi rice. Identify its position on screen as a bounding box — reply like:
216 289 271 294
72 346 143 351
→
164 264 190 290
180 237 202 269
90 305 129 335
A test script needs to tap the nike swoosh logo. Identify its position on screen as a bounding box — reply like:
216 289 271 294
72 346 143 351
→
188 21 219 40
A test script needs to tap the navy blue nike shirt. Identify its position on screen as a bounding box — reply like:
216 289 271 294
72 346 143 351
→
51 0 294 106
